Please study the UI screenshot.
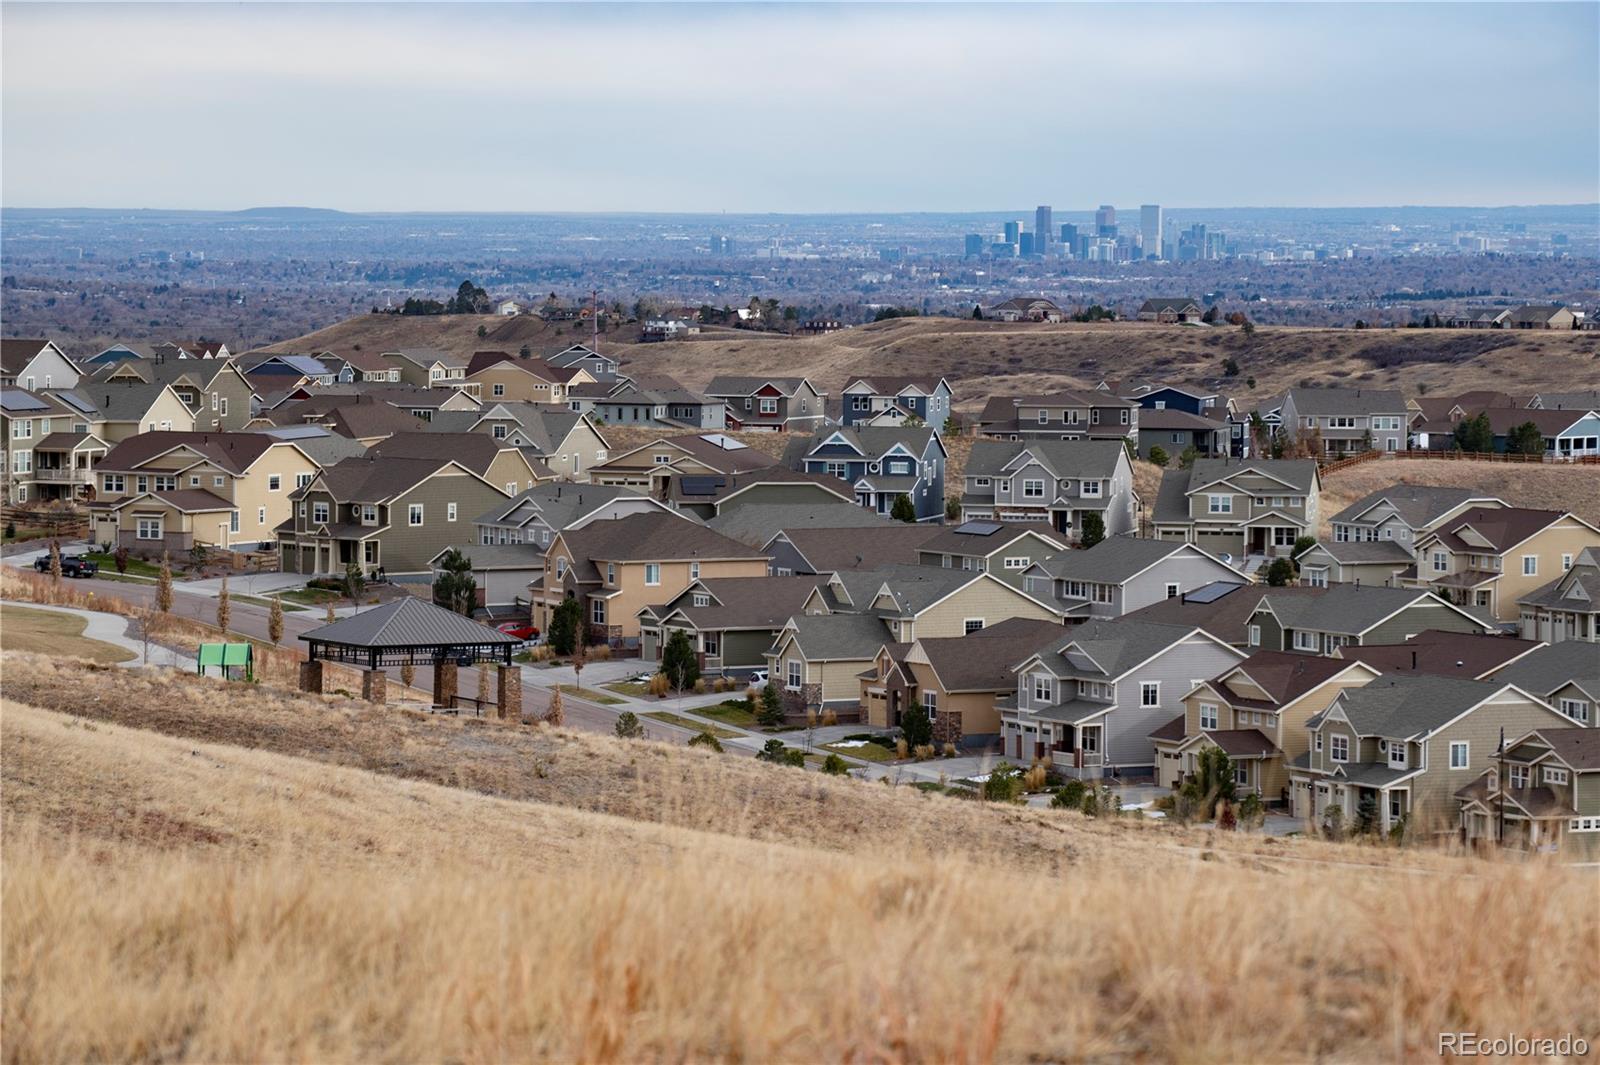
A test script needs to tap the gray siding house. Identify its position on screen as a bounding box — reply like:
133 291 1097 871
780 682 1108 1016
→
960 439 1137 541
1018 537 1245 620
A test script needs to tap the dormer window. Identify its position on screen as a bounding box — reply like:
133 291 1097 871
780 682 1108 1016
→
692 593 710 608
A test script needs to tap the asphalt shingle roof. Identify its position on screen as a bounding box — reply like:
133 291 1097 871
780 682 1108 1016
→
1491 641 1600 698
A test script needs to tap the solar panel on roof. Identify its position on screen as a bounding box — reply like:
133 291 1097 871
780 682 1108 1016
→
1182 581 1245 604
954 520 1002 536
679 476 726 495
56 392 96 413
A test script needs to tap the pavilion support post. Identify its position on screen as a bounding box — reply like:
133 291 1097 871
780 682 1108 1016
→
433 661 458 709
361 668 388 705
299 660 325 695
497 664 521 722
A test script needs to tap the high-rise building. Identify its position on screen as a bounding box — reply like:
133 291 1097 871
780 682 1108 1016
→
1095 205 1116 237
1004 220 1022 245
1034 206 1053 255
710 234 734 255
1140 205 1163 261
964 233 985 258
1019 232 1035 257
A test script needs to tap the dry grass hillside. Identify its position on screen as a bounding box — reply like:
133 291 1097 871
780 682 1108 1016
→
267 313 1600 411
5 656 1599 1061
1320 458 1600 536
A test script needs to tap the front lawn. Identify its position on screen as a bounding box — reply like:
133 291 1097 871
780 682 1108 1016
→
85 552 163 578
556 684 622 705
603 680 652 698
822 734 899 763
697 699 760 728
642 712 740 739
276 586 343 606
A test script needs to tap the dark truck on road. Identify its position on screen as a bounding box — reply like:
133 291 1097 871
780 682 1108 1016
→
33 554 99 578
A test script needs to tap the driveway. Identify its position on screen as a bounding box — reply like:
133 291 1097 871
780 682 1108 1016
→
185 573 310 597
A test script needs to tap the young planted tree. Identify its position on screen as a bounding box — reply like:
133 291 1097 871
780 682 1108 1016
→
1147 446 1169 468
325 601 337 625
1265 558 1296 586
113 545 130 574
890 493 916 523
48 540 62 588
614 710 644 739
344 562 367 603
156 552 174 614
548 597 582 656
900 699 933 751
661 629 700 693
1079 512 1106 549
400 661 416 691
216 576 230 634
1504 421 1545 456
268 596 285 645
1454 413 1494 454
545 685 564 726
688 730 724 753
431 548 477 615
1180 745 1237 821
758 681 787 728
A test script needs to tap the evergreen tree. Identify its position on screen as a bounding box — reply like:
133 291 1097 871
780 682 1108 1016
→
1079 512 1106 549
614 711 645 739
1148 446 1169 468
661 629 701 691
1504 421 1545 456
900 699 933 750
758 681 786 728
1266 558 1296 586
431 548 477 615
548 597 583 656
1454 412 1494 454
890 493 916 522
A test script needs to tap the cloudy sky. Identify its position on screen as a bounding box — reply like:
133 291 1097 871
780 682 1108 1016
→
3 2 1596 212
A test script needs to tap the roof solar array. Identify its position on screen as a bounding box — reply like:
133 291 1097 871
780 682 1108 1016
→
1183 581 1246 604
954 520 1003 536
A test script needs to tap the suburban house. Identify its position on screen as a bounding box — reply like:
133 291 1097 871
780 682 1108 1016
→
959 439 1137 540
94 358 255 432
1406 390 1521 450
366 432 551 496
1136 409 1230 460
1136 298 1202 323
152 340 231 360
765 614 898 715
1289 674 1576 836
299 385 480 423
1505 304 1576 330
1247 585 1495 656
914 521 1069 577
1298 485 1507 588
1337 630 1543 682
670 468 856 522
1002 619 1248 777
463 351 584 405
446 404 609 481
707 500 892 549
795 425 947 521
1491 640 1600 727
1151 458 1321 562
839 375 953 428
762 524 942 575
1279 387 1409 456
1018 537 1245 620
1454 728 1600 861
805 563 1064 641
589 433 777 494
1151 652 1381 802
425 541 545 615
638 575 823 675
381 348 470 390
1529 390 1600 411
706 376 827 433
1482 407 1600 459
585 379 726 430
236 353 339 388
1409 507 1600 621
1 339 80 391
536 512 768 644
545 344 619 383
90 431 320 554
2 389 107 504
474 483 664 551
1126 582 1309 648
1517 547 1600 643
1106 380 1250 458
976 391 1139 443
278 456 510 577
260 394 434 444
859 618 1066 745
1444 308 1512 329
986 297 1064 322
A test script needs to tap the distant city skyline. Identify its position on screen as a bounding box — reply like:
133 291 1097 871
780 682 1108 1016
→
3 3 1596 213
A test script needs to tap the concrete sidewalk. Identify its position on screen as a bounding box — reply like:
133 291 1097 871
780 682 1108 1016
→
1 598 196 670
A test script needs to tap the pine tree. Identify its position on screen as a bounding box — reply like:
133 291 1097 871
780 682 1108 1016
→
662 630 700 692
1079 512 1106 549
890 493 916 523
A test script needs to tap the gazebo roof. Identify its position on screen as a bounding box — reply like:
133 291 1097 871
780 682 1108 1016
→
300 591 518 658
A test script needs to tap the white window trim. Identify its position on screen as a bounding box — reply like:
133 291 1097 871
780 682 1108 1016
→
1449 740 1469 769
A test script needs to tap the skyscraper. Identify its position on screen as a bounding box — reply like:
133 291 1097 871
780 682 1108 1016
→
1003 220 1022 245
964 233 984 258
1140 205 1163 261
1095 205 1116 237
1034 205 1053 255
1019 232 1034 257
1059 223 1078 258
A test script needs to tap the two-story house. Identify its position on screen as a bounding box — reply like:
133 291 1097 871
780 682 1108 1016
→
914 521 1069 577
839 375 953 428
1247 584 1495 656
802 563 1064 643
795 426 946 521
1298 485 1507 588
91 431 320 554
1491 640 1600 727
638 575 824 676
1151 458 1321 562
1455 728 1600 861
279 455 510 577
1106 379 1251 456
1290 674 1576 835
93 358 255 432
537 512 768 644
1279 387 1409 456
439 404 609 481
960 439 1137 540
1410 507 1600 622
761 524 943 575
381 348 470 390
705 376 827 432
590 433 777 495
1004 619 1247 777
1518 547 1600 644
673 469 857 523
1018 536 1244 620
1 339 80 391
367 431 550 497
546 343 618 383
2 389 107 505
585 378 726 431
463 351 586 406
1151 652 1381 802
977 390 1139 443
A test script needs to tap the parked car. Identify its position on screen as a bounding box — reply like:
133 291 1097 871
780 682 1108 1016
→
495 621 541 643
33 554 99 578
748 668 768 687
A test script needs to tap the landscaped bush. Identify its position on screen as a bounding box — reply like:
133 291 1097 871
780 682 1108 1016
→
647 673 671 698
912 744 935 761
1023 763 1049 792
1051 780 1087 809
821 753 849 776
692 678 707 694
588 643 611 662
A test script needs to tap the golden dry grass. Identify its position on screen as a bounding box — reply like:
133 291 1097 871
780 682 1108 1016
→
0 605 134 664
1319 457 1600 537
5 693 1598 1063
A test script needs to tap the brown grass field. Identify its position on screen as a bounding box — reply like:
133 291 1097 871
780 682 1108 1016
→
0 605 134 664
266 314 1600 413
4 656 1598 1061
1318 457 1600 537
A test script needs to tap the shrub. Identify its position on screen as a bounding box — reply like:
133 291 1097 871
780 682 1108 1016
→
895 738 910 760
900 699 933 750
1148 446 1169 468
1238 792 1265 828
1023 763 1049 792
545 687 564 726
1052 779 1088 809
647 673 671 698
821 753 849 776
400 661 416 690
1266 558 1296 586
588 643 611 662
757 682 786 728
692 678 708 695
1079 512 1105 549
890 493 916 523
820 708 838 727
756 739 804 767
687 731 723 753
912 744 935 761
548 598 582 655
982 763 1024 803
942 742 958 758
1079 789 1099 817
614 711 644 739
1217 799 1238 831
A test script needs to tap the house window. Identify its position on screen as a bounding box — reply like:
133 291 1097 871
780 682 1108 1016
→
296 473 313 488
1521 556 1537 577
1559 698 1589 723
1004 556 1029 570
1032 675 1053 703
1165 583 1181 599
1207 494 1232 514
555 557 567 579
1544 766 1569 786
1510 764 1529 789
1388 743 1406 769
1449 741 1469 769
703 633 719 656
1306 568 1328 588
492 384 505 397
1140 681 1160 707
963 618 984 634
1314 732 1323 752
759 398 778 415
1572 818 1600 833
692 593 710 608
645 563 661 585
409 504 424 526
1200 703 1218 730
1293 630 1319 652
11 419 31 439
189 475 201 488
1248 624 1261 647
1081 480 1101 498
923 691 937 722
153 476 176 491
136 517 162 540
1022 479 1045 499
1330 735 1349 763
689 562 700 579
213 475 226 488
266 473 282 492
1234 766 1248 786
493 424 508 439
1432 551 1448 573
1561 554 1573 571
312 501 329 524
591 599 606 624
787 660 802 690
102 474 124 493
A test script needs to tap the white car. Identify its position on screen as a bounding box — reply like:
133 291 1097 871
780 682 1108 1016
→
747 669 768 687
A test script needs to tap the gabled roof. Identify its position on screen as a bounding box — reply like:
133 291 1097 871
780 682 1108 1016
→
824 563 1001 618
1136 408 1227 431
605 433 777 475
67 382 186 424
910 618 1067 692
646 576 824 631
1027 536 1226 584
775 613 893 661
1518 550 1600 612
1258 585 1492 637
1182 458 1318 495
1338 630 1542 679
464 351 563 381
1516 728 1600 772
670 467 850 507
1285 386 1407 415
1030 618 1211 680
556 512 764 581
1490 640 1600 699
1124 583 1311 645
977 391 1137 425
915 521 1066 557
96 431 291 475
367 431 537 479
966 438 1128 480
1138 298 1201 313
771 524 943 572
804 425 941 462
474 482 652 531
1216 651 1364 707
470 404 588 453
841 374 949 396
704 376 818 398
382 347 466 369
305 455 470 504
1309 674 1512 739
1425 507 1573 554
706 502 895 547
1329 484 1499 528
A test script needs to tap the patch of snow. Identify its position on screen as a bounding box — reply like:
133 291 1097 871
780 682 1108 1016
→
829 739 871 749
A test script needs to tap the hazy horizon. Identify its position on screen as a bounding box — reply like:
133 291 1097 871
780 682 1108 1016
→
3 3 1597 213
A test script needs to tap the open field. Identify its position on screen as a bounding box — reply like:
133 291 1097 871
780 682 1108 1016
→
5 668 1598 1062
1319 458 1600 537
267 314 1600 412
0 605 133 664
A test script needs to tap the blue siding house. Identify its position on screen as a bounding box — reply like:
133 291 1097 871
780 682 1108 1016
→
798 426 947 521
840 375 953 428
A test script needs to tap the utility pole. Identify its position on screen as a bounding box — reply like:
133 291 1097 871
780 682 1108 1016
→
592 287 600 352
1496 725 1506 849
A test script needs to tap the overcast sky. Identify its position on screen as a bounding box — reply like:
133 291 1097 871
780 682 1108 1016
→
3 2 1596 213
